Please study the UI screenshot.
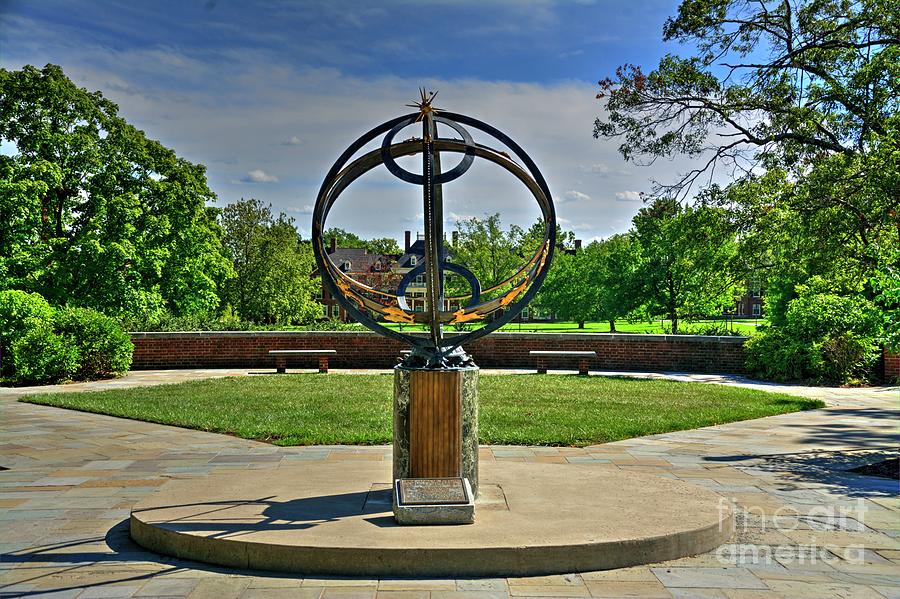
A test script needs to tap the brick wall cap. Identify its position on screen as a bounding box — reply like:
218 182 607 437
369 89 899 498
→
129 330 747 343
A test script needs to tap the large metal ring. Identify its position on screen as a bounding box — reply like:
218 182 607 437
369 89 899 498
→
311 111 556 357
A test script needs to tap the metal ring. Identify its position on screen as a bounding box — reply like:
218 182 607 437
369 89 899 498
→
380 116 476 185
396 261 482 311
312 111 556 355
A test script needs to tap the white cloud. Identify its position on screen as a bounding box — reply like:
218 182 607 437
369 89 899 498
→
282 136 302 145
448 212 476 223
245 169 279 183
287 204 313 214
578 162 630 177
614 190 642 202
1 33 710 242
563 190 591 203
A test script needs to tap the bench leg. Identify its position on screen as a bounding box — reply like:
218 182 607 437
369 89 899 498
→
318 357 329 374
275 358 286 374
578 359 589 376
536 359 547 374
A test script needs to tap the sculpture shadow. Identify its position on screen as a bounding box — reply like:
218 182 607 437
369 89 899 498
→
0 490 398 597
130 489 393 537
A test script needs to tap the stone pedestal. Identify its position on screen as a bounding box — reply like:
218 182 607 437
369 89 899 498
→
393 365 479 497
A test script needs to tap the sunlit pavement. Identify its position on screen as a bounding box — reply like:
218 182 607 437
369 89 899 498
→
1 369 898 598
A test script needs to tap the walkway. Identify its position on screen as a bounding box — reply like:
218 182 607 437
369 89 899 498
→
1 370 898 598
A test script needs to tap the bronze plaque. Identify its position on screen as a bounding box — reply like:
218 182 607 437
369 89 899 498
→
398 478 468 506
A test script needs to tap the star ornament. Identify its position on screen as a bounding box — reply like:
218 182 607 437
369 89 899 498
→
406 88 440 121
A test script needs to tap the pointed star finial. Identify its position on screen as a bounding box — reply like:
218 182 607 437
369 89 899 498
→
406 88 440 121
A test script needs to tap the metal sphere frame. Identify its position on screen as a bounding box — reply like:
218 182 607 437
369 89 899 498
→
312 94 556 368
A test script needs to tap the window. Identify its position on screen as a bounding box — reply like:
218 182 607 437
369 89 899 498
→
415 275 425 286
341 260 351 271
750 281 762 298
321 304 328 318
521 307 530 320
752 303 761 316
410 256 417 266
332 304 341 319
374 262 381 271
737 303 745 316
415 303 424 312
316 288 323 300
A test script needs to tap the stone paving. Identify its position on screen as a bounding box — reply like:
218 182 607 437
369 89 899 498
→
1 369 898 598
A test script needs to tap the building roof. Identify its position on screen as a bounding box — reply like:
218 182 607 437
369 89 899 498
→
327 247 397 273
397 238 455 269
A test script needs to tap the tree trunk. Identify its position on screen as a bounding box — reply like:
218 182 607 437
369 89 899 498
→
609 320 616 333
578 320 585 329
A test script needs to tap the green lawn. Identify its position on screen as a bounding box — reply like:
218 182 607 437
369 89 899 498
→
22 373 821 446
384 319 762 335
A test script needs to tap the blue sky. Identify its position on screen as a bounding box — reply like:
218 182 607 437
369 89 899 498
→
1 0 699 243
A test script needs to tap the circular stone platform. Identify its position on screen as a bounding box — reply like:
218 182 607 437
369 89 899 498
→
130 461 733 576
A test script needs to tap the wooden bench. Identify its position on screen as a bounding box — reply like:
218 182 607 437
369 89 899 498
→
529 350 597 376
268 349 337 373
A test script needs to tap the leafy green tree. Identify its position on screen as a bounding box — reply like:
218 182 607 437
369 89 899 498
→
534 235 642 330
220 198 270 319
593 234 643 332
632 199 739 334
220 199 319 324
452 214 523 291
366 237 402 256
0 64 231 319
323 227 368 249
534 249 597 328
254 215 321 324
593 0 900 343
321 228 401 256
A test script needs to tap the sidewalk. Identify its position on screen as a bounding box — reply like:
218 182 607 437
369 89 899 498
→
1 369 898 598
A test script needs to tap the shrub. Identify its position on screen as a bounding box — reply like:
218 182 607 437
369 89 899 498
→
11 323 79 383
121 311 366 332
745 290 881 384
663 322 745 336
55 307 133 379
0 290 55 358
744 328 811 382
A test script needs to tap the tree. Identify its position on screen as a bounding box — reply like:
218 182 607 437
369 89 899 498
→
632 199 739 333
323 227 368 249
366 237 402 256
452 214 523 291
593 0 900 341
220 198 270 319
219 199 319 324
0 64 231 319
254 215 321 324
534 249 598 328
534 235 642 330
593 234 643 332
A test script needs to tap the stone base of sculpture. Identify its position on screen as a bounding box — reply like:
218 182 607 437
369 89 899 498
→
392 364 479 524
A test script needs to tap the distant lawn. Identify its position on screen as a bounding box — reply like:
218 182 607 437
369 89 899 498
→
384 319 762 336
21 374 821 446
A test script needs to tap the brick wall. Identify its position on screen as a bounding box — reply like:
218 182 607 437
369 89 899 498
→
130 331 748 374
884 349 900 381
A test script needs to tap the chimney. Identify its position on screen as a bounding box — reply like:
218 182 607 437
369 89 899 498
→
404 230 411 252
329 236 336 253
574 239 582 250
452 230 459 246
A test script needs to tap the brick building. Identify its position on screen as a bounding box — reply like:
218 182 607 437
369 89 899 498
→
734 280 764 317
317 237 401 321
318 230 579 323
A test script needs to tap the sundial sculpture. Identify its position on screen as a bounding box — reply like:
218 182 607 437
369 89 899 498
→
312 90 555 524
